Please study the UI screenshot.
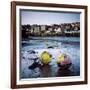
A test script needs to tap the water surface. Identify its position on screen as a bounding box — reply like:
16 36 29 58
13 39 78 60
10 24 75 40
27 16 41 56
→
20 36 80 79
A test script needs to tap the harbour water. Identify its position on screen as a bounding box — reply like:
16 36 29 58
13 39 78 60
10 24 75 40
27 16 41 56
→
20 36 80 79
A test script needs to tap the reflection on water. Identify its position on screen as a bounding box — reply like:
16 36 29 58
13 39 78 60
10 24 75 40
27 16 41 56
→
20 37 80 79
57 69 72 77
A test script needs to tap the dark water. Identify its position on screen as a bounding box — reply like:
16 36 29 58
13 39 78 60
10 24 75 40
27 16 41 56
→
20 37 80 79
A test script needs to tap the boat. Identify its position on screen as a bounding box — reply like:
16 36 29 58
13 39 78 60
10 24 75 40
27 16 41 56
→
40 51 52 64
57 54 72 70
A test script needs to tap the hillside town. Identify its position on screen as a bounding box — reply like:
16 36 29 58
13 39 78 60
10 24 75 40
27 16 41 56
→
21 22 80 38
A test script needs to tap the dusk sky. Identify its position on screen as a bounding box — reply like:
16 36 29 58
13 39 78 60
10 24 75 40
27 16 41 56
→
21 10 80 25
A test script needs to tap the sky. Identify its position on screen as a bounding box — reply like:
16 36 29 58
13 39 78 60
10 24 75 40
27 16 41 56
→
21 10 80 25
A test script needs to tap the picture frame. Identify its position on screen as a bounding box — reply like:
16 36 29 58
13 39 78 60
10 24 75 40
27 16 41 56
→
11 1 88 89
